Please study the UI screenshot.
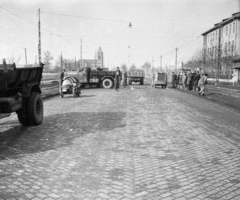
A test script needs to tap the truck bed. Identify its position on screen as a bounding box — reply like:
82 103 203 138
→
0 63 43 94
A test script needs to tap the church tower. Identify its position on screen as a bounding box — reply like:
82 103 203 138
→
97 47 104 68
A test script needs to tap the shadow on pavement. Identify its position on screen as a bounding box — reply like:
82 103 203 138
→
0 112 126 160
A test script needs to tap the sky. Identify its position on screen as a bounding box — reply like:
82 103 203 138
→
0 0 239 70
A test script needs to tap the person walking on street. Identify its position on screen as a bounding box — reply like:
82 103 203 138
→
151 73 155 87
172 72 177 88
186 71 191 91
122 71 127 87
59 69 65 97
198 73 208 96
182 72 187 89
190 70 196 90
193 71 200 91
176 72 181 88
115 67 122 91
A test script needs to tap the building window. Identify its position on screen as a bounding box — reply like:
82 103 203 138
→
226 26 228 36
228 42 230 52
233 22 235 33
216 30 218 40
225 42 227 53
221 28 223 38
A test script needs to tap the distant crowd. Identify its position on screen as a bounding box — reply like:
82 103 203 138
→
171 71 208 96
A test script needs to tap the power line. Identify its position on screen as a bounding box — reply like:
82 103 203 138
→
41 11 128 23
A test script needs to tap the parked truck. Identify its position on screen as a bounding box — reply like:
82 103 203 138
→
77 68 116 89
0 59 44 125
127 70 144 85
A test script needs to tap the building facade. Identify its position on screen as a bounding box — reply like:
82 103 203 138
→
81 47 104 69
202 12 240 79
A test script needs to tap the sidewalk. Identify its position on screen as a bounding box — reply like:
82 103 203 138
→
172 85 240 113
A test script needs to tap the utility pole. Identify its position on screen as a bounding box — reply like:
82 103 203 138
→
75 56 76 71
24 48 27 66
160 55 162 71
80 39 82 69
175 48 178 71
38 8 41 65
61 51 63 70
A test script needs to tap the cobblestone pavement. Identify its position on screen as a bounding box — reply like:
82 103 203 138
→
1 85 240 200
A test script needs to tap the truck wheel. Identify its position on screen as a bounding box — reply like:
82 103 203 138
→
27 92 43 125
129 80 132 85
102 78 113 89
140 79 144 85
17 97 30 126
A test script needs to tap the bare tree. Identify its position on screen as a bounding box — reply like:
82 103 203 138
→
7 55 21 64
43 51 53 72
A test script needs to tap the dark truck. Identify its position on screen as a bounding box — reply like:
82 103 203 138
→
127 70 144 85
0 59 44 125
77 68 116 89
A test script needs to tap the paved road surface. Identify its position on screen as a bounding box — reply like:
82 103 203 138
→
0 85 240 200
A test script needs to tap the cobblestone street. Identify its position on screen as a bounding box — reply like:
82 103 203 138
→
1 85 240 200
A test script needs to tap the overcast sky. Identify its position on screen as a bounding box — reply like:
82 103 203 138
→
0 0 239 69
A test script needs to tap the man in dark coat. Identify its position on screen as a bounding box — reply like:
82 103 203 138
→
59 69 65 96
193 71 200 91
79 66 92 83
115 67 122 91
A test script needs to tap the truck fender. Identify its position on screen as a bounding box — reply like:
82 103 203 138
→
101 76 114 81
22 82 42 97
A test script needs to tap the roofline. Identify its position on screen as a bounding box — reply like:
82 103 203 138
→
202 12 240 36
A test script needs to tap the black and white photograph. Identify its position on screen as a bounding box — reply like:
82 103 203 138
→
0 0 240 199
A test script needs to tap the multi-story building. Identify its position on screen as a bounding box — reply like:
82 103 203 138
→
202 12 240 79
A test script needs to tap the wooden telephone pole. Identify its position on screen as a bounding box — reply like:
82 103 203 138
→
38 9 41 65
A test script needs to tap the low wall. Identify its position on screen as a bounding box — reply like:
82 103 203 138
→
206 85 240 98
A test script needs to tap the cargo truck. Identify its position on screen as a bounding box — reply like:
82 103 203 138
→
127 70 144 85
0 59 44 125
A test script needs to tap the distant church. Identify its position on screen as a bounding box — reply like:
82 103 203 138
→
81 47 104 69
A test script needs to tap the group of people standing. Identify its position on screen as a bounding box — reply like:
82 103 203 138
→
172 70 208 96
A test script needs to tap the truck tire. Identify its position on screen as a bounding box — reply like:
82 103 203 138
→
140 79 144 85
17 97 30 126
27 92 43 125
129 80 132 85
102 78 113 89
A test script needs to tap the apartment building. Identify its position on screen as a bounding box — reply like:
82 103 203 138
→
202 12 240 72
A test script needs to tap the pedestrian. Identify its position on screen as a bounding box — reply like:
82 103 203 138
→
122 71 127 87
198 73 208 96
151 73 155 87
190 70 196 90
176 72 181 88
186 71 191 91
193 71 200 91
171 72 177 88
59 69 65 97
115 67 122 91
85 66 92 83
182 72 187 89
